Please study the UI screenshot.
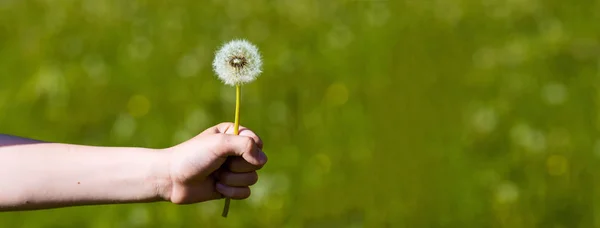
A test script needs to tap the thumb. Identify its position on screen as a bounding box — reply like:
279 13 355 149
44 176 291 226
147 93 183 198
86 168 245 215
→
213 134 266 166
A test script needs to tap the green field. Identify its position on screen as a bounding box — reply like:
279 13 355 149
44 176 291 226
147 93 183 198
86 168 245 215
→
1 0 600 227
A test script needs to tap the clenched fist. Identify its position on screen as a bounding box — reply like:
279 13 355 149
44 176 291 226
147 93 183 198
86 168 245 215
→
161 122 268 204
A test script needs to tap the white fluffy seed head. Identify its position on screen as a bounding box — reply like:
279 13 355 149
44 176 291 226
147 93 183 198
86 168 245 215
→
212 39 262 86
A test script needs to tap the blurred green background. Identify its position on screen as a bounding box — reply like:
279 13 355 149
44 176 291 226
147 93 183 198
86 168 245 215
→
1 0 599 227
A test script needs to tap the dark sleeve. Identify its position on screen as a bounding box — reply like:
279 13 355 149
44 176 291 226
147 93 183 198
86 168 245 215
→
0 134 44 147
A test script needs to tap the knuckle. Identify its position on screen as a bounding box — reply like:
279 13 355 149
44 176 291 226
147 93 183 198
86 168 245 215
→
240 131 261 146
242 137 255 153
211 134 229 155
215 134 231 147
217 122 235 133
253 136 263 147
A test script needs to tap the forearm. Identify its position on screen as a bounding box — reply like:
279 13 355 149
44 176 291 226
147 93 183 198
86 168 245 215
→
0 142 172 211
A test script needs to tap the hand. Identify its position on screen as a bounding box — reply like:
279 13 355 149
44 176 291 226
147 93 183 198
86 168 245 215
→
162 122 267 204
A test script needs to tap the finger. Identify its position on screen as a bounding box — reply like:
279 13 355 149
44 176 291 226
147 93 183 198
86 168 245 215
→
226 156 266 173
215 183 251 199
210 122 263 149
238 128 263 149
217 171 258 187
214 134 266 166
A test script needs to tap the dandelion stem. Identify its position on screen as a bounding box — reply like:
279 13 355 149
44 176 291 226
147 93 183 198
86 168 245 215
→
234 85 241 136
222 85 241 218
222 197 231 218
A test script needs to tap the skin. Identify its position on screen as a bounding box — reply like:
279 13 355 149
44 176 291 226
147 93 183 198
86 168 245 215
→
0 122 267 211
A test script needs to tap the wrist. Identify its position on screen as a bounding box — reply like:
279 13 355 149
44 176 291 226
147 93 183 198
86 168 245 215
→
149 148 173 202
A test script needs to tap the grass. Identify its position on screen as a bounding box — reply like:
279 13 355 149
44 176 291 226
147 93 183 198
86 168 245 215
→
1 0 599 227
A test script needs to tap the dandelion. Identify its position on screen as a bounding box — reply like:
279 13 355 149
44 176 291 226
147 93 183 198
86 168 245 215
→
212 39 262 218
213 39 262 86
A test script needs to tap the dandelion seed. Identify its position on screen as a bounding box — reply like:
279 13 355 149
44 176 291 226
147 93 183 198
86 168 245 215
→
213 39 262 86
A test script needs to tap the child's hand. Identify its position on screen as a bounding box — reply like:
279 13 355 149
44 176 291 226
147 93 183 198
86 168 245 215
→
162 122 267 204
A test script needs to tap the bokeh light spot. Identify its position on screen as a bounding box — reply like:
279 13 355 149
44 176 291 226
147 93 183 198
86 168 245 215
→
248 173 290 208
495 181 519 204
112 114 136 141
128 36 153 61
510 123 546 153
365 4 390 27
82 54 109 85
35 65 66 99
434 0 463 26
541 82 568 105
128 95 151 117
128 206 150 227
196 200 220 219
185 108 211 131
472 106 497 134
327 25 353 49
325 83 348 107
540 19 565 46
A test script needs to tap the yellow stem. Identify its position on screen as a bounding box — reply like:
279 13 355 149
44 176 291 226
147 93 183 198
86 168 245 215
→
234 85 241 136
222 85 241 218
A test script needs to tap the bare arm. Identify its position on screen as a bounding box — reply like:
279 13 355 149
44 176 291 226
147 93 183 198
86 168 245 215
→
0 137 170 211
0 123 267 212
